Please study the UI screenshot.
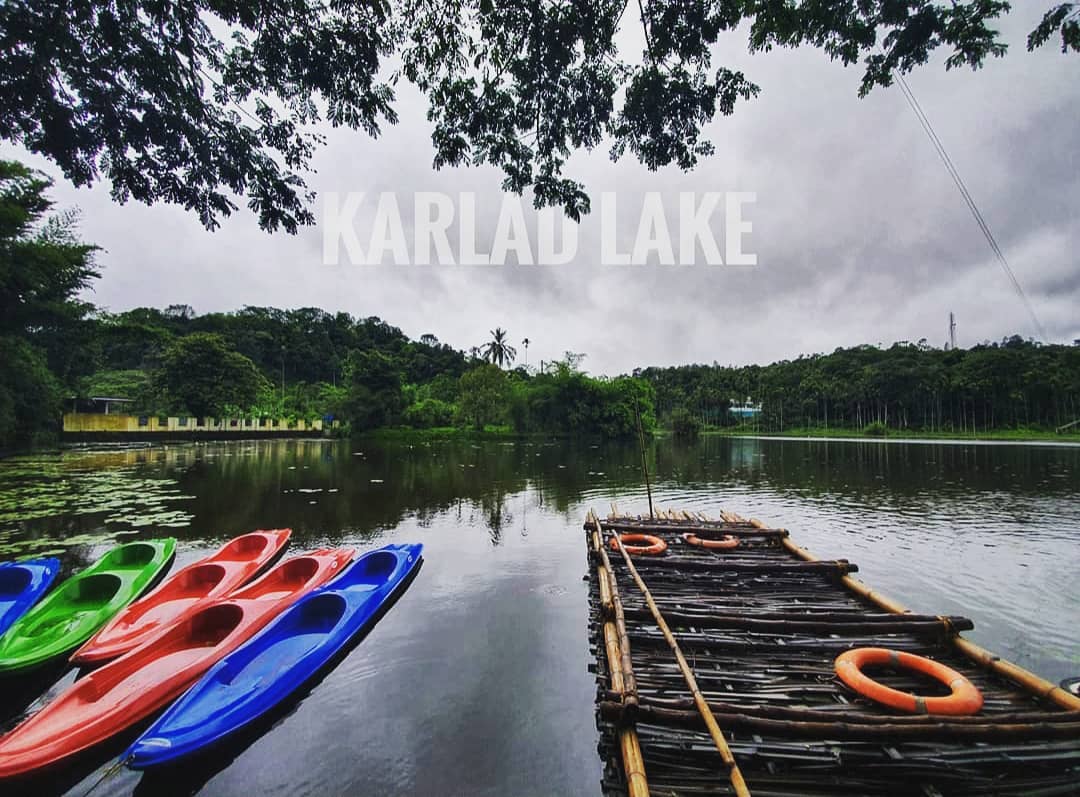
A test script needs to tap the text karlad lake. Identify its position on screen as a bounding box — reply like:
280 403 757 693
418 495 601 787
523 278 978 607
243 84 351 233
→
322 191 758 266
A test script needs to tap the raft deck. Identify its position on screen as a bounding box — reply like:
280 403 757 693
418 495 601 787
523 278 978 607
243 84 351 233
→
585 508 1080 796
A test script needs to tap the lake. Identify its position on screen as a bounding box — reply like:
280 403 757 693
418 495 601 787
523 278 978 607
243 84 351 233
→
1 435 1078 795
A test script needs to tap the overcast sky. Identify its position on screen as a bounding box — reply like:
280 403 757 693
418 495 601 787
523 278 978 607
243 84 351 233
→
5 6 1078 376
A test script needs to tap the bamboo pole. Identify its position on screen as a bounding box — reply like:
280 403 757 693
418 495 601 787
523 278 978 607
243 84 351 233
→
749 517 1080 712
633 401 654 519
602 518 752 797
588 512 648 797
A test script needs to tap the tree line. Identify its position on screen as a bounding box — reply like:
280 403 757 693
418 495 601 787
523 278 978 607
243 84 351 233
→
642 339 1080 436
4 159 1078 449
0 160 655 447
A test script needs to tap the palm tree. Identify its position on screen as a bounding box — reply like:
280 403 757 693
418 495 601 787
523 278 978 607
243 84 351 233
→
481 328 517 368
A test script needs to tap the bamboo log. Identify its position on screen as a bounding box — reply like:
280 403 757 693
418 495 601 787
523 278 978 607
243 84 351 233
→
752 517 1080 712
597 701 1080 742
592 528 614 616
591 526 624 694
588 512 648 797
595 528 637 708
603 693 1080 726
952 635 1080 711
630 556 858 576
624 607 966 625
604 518 752 797
592 520 789 538
620 607 974 635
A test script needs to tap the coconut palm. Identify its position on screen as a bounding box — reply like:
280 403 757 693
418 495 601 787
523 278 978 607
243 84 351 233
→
481 328 517 368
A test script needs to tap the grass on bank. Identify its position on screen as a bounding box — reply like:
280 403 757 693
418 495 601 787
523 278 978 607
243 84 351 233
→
364 422 1080 443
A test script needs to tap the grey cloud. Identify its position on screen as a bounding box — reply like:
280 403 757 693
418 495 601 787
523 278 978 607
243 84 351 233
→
3 5 1077 373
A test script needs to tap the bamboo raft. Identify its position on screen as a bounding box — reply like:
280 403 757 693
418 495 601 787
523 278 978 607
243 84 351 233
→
585 507 1080 796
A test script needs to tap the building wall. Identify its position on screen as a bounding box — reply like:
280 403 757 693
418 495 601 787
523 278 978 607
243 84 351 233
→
62 414 331 436
63 413 140 432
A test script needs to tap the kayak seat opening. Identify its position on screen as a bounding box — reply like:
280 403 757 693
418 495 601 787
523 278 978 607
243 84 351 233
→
276 557 320 586
178 563 228 593
353 551 398 583
0 567 33 596
220 534 270 558
294 594 348 632
187 604 244 646
107 543 160 568
67 573 123 605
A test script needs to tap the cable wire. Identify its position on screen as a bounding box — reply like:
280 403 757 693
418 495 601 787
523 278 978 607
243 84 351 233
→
896 74 1047 341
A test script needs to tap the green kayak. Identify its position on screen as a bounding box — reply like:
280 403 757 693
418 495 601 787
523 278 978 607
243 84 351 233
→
0 539 176 674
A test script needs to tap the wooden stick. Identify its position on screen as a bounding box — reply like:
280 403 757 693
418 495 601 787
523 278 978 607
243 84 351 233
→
751 517 1080 712
603 518 752 797
633 401 654 519
588 512 648 797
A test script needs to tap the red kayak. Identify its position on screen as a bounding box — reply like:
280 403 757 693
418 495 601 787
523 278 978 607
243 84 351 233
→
0 548 354 779
72 530 292 665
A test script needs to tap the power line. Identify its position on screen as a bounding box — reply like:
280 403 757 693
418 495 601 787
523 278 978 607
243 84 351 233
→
197 65 267 130
896 74 1048 341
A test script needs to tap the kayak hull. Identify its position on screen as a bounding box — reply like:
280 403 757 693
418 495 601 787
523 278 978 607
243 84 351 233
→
0 540 176 675
0 558 60 639
0 548 354 778
73 529 292 664
126 544 422 768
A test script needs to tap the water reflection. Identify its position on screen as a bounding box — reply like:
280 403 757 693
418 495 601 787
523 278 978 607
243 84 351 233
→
0 436 1076 796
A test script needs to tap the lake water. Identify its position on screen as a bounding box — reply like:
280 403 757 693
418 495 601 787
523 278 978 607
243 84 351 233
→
1 436 1078 795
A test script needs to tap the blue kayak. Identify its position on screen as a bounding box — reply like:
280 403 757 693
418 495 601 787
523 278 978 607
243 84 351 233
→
126 543 422 768
0 558 61 639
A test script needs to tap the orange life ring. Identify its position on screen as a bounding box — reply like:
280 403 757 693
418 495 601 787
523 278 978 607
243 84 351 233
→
609 534 667 556
835 647 983 715
682 533 739 550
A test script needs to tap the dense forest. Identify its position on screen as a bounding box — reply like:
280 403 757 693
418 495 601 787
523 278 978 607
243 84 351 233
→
0 158 654 448
76 306 655 442
643 339 1080 436
2 159 1078 450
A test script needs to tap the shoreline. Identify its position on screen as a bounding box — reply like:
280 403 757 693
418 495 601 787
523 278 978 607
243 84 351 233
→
692 427 1080 445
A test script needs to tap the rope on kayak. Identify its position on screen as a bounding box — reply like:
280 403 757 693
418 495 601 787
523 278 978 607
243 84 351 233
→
80 755 133 797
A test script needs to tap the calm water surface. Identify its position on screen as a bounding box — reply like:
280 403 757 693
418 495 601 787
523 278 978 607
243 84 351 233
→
0 436 1078 796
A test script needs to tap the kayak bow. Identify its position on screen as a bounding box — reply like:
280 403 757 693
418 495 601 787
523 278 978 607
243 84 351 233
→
73 529 292 664
126 543 422 768
0 558 61 640
0 540 176 675
0 548 354 778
